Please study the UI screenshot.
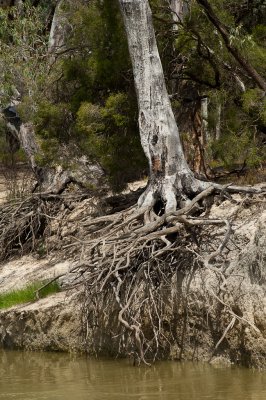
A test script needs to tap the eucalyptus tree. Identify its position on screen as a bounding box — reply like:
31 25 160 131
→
118 0 266 213
0 0 102 194
0 2 49 175
118 0 211 212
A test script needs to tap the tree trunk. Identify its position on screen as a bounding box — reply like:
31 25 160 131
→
48 0 70 58
169 0 185 30
215 103 221 141
119 0 205 212
201 97 209 145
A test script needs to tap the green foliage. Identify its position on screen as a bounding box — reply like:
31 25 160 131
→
34 101 73 142
207 87 266 170
0 1 49 109
31 0 146 190
76 93 146 190
242 89 263 113
260 101 266 125
150 0 266 173
252 25 266 44
212 129 265 169
1 0 265 187
242 88 266 125
0 281 60 310
59 0 131 108
35 139 60 167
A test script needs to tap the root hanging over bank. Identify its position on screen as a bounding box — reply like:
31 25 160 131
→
0 183 265 366
59 184 265 366
0 191 88 261
0 196 50 261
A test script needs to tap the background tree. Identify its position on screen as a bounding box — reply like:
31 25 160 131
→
151 0 266 178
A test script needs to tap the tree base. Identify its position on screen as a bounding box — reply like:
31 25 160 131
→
138 174 266 215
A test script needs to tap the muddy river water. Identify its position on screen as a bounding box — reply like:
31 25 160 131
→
0 350 265 399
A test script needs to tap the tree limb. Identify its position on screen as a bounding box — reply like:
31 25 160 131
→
197 0 266 91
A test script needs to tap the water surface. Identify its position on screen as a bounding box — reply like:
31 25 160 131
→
0 350 265 400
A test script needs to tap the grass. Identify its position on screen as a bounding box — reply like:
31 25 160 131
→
0 281 60 310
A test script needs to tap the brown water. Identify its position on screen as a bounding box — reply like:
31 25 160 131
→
0 350 265 400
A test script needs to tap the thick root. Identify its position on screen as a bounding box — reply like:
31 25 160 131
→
56 184 264 364
1 181 265 365
138 175 266 214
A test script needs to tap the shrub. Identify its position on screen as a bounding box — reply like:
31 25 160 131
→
76 93 147 190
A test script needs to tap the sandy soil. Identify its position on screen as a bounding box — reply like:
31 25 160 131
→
0 256 72 294
0 176 265 366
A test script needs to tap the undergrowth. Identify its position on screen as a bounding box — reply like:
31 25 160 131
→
0 281 60 309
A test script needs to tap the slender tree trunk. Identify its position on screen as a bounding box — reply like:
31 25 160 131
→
215 103 221 141
192 109 204 175
48 0 70 57
119 0 206 212
201 97 209 145
169 0 185 30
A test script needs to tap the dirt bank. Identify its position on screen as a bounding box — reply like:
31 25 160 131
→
0 190 265 368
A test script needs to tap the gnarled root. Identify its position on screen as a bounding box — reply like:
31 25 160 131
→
1 181 265 365
138 174 265 214
61 183 265 364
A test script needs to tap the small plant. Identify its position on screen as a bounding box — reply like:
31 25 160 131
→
0 281 60 310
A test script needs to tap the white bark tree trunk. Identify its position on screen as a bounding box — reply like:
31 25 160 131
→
169 0 185 29
119 0 205 212
48 0 70 57
215 103 221 141
201 97 209 144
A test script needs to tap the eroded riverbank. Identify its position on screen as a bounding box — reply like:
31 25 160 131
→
0 181 265 368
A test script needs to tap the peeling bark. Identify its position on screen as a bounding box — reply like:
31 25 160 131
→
119 0 207 212
192 109 206 176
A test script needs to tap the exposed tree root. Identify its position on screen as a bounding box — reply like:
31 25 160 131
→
0 191 89 261
137 175 266 214
0 182 265 364
60 183 265 364
0 196 50 261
